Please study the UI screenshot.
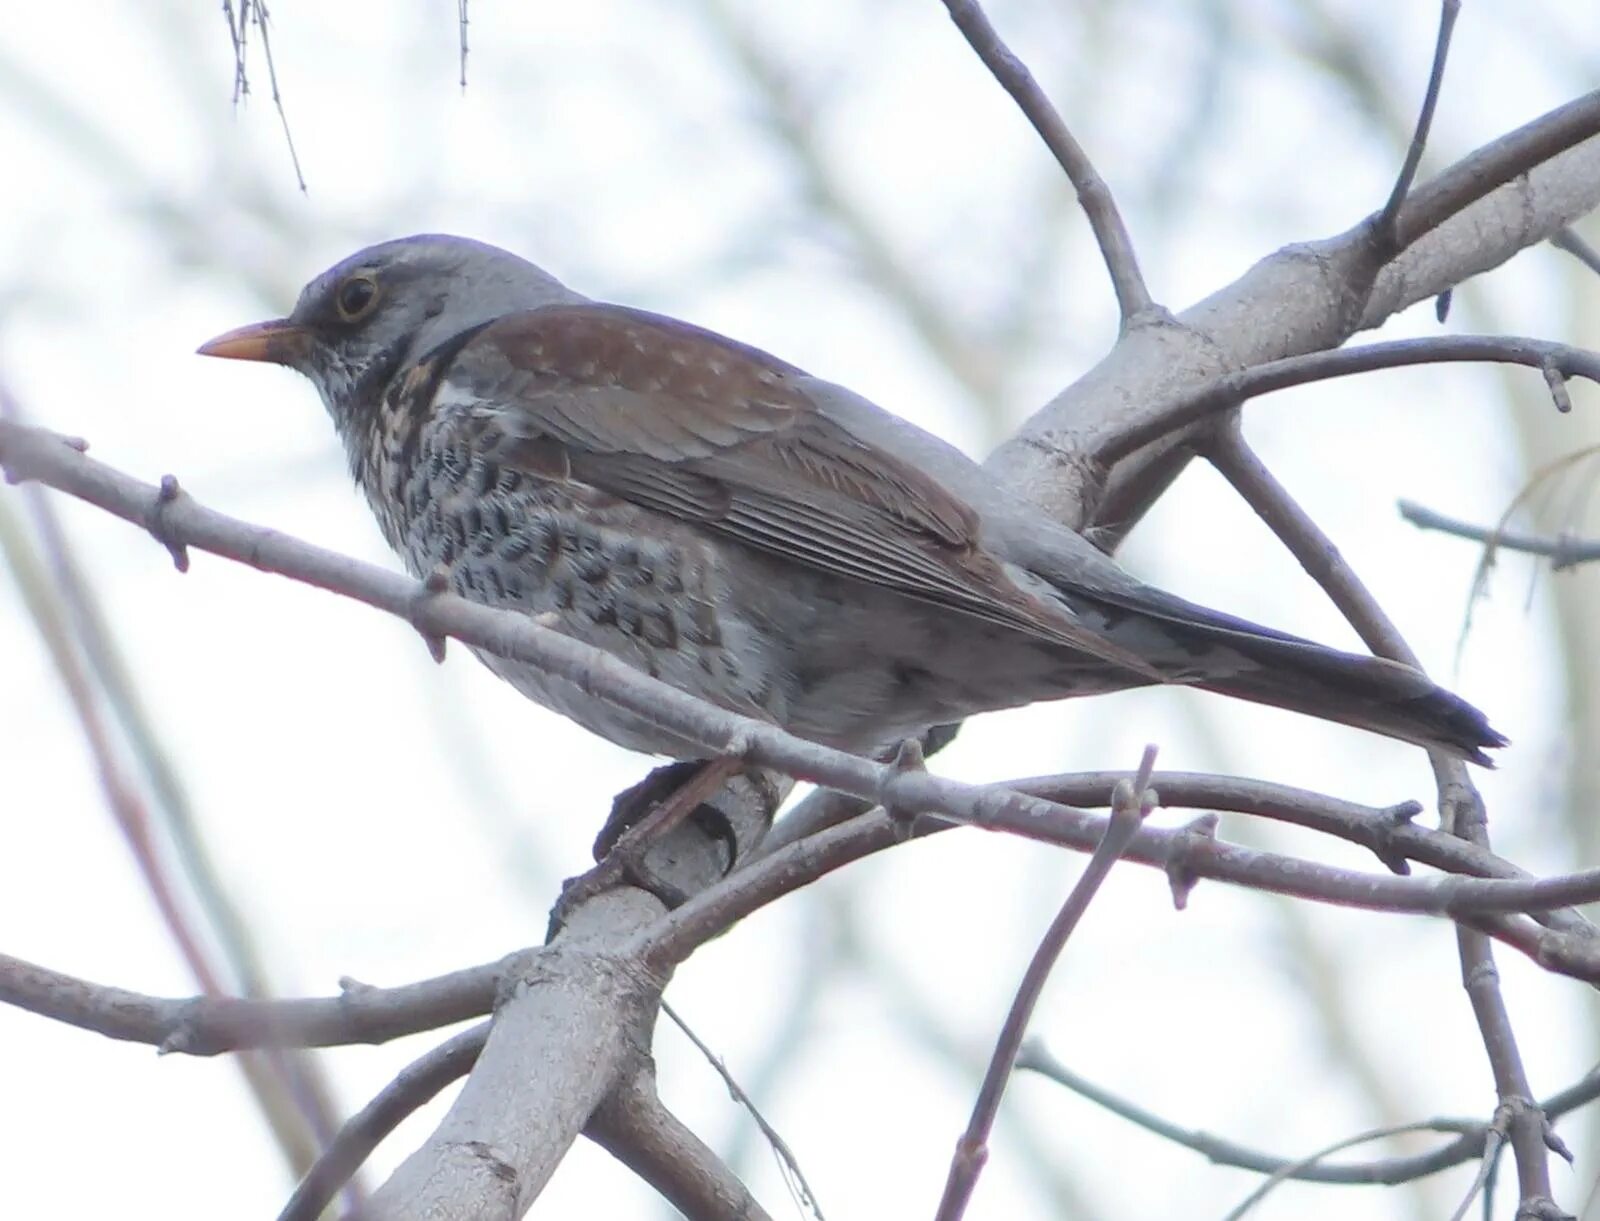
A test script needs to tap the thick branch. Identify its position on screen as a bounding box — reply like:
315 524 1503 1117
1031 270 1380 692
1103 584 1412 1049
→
986 101 1600 540
278 1023 490 1221
588 1068 776 1221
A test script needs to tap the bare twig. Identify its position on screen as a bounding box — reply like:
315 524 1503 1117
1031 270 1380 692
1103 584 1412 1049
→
662 1000 824 1221
0 948 504 1052
1391 89 1600 252
767 768 1595 935
938 0 1153 322
1205 424 1564 1216
1097 335 1600 464
1019 1044 1600 1190
1375 0 1460 250
277 1023 490 1221
220 0 306 191
1223 1121 1472 1221
934 748 1157 1221
1399 499 1600 570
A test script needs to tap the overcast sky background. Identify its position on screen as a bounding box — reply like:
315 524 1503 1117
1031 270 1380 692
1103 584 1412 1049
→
2 2 1598 1218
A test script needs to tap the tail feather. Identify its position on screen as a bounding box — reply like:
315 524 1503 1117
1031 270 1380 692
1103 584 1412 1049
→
1198 635 1507 765
1050 581 1508 765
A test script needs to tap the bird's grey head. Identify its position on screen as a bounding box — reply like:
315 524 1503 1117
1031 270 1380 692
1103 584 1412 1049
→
198 234 580 429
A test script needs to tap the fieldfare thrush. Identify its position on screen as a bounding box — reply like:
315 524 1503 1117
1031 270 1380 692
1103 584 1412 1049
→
199 234 1505 775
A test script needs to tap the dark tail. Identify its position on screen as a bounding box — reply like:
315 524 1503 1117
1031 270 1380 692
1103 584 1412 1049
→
1197 633 1507 766
1047 578 1508 765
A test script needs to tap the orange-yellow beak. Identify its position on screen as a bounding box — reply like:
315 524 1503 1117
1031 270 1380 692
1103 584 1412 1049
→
196 319 311 366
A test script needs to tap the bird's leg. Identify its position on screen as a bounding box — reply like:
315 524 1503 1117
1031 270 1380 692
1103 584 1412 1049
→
592 760 705 860
549 757 742 936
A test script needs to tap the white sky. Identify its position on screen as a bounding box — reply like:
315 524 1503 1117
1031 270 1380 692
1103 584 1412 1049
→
1 1 1597 1218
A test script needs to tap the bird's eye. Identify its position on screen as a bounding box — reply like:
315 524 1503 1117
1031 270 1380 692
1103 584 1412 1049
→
335 275 379 321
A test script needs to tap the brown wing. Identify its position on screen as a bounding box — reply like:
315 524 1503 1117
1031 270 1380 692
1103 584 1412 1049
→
437 303 1159 674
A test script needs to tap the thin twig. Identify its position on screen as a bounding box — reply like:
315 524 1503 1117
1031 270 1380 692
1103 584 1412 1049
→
1205 424 1563 1216
0 948 504 1052
662 999 825 1221
242 0 306 192
1399 499 1600 570
1019 1045 1600 1189
1376 0 1460 249
221 0 250 103
938 0 1153 322
1096 334 1600 463
933 747 1157 1221
1447 1106 1509 1221
277 1022 489 1221
1222 1120 1472 1221
1391 88 1600 251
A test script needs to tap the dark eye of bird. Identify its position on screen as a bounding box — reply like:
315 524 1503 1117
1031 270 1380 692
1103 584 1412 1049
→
336 276 378 321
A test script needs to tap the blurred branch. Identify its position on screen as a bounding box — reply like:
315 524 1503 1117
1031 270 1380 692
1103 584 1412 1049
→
934 747 1155 1221
1 378 351 1165
1017 1042 1600 1191
0 493 333 1180
1400 499 1600 571
938 0 1152 322
1552 226 1600 277
220 0 306 191
696 0 1007 407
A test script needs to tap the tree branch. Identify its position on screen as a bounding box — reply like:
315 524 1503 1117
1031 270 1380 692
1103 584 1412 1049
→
1016 1041 1600 1190
588 1065 777 1221
938 0 1152 322
1098 335 1600 467
278 1022 490 1221
935 748 1156 1221
5 422 1600 975
1399 498 1600 570
1205 423 1564 1216
0 949 504 1052
1374 0 1459 250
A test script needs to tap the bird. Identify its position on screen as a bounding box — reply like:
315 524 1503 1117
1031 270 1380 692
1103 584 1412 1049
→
198 234 1505 772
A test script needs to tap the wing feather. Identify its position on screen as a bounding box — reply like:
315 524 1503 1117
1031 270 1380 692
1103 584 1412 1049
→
439 303 1160 674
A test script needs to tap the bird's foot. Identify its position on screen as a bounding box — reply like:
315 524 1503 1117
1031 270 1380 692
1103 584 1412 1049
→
546 758 741 940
